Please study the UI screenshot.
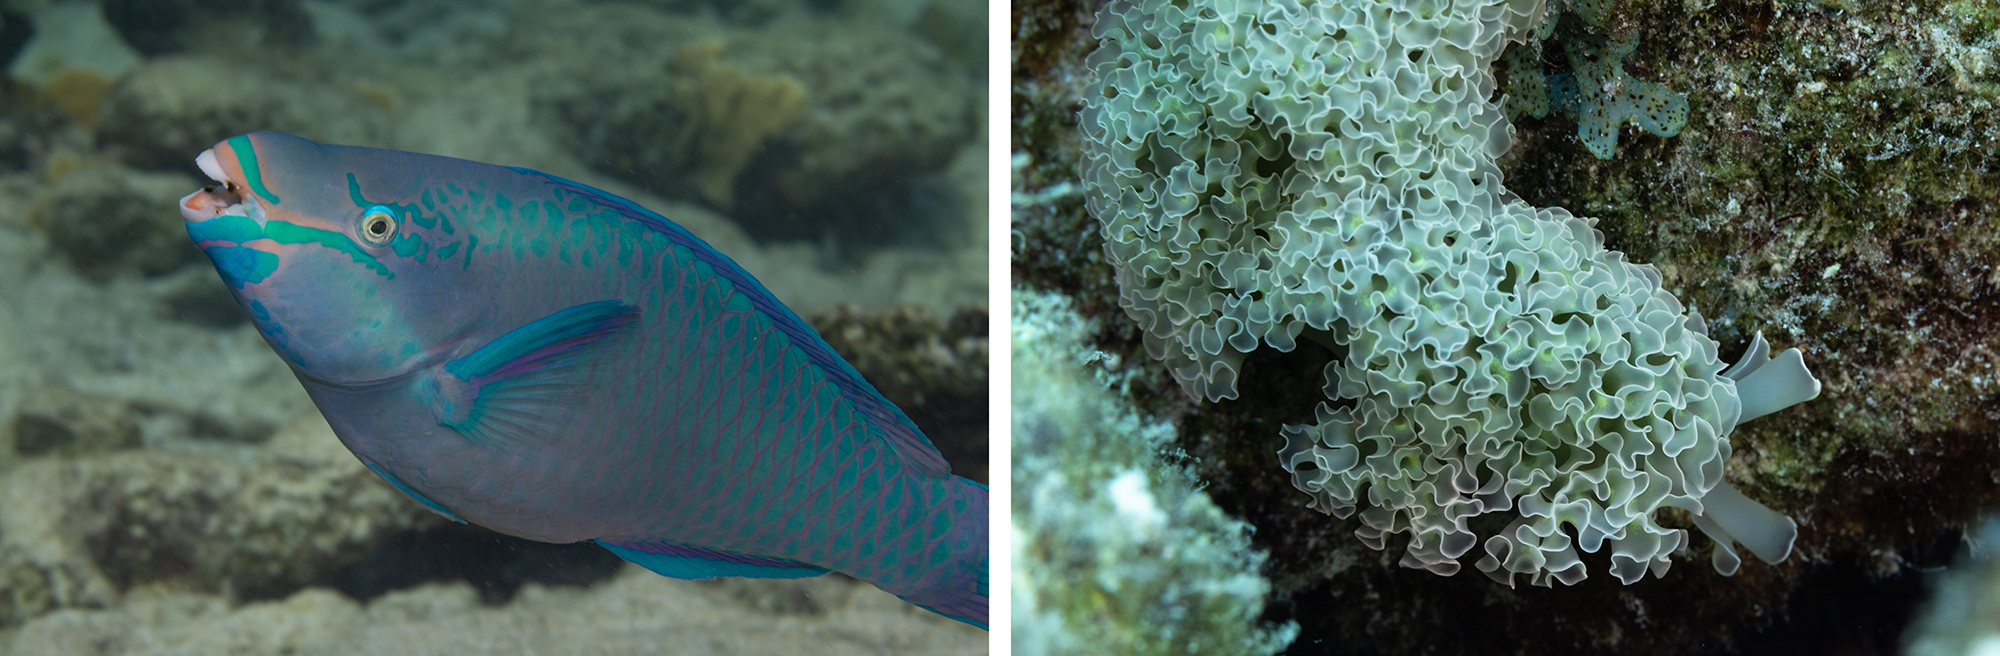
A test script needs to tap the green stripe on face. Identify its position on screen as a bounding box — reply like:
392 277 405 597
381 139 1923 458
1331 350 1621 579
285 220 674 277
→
184 213 392 279
263 221 393 278
228 135 284 205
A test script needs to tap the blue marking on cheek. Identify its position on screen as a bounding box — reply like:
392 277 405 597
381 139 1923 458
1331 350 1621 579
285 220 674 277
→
243 298 293 358
202 246 278 288
247 299 284 337
187 214 264 244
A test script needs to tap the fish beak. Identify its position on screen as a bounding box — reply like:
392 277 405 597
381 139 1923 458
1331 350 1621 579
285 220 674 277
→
179 149 247 223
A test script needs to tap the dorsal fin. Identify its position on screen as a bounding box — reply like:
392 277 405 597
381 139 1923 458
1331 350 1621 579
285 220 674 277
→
506 167 953 478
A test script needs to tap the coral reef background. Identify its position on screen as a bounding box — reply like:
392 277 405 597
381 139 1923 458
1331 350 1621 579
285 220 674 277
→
0 0 986 653
1012 289 1297 656
1013 0 1998 653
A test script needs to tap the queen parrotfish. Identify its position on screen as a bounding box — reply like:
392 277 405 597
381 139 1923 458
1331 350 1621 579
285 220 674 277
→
175 131 987 628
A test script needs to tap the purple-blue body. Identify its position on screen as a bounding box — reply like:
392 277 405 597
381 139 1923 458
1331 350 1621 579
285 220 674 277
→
176 131 987 627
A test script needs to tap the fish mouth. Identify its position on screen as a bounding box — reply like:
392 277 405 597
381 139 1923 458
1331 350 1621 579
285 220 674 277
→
178 149 257 224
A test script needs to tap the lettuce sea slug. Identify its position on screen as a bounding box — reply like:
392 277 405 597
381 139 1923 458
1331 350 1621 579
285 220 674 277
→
1079 0 1823 586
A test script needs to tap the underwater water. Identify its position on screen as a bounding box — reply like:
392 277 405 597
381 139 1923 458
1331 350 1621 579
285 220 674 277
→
0 0 987 653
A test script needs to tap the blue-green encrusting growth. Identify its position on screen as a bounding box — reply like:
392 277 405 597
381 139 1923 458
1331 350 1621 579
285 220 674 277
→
1497 0 1691 159
1079 0 1821 587
1013 290 1298 655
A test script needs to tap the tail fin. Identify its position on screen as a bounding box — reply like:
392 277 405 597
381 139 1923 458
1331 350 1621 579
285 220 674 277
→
898 476 988 629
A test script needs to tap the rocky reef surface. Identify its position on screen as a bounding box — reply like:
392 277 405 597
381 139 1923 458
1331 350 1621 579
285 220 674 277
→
1013 0 1997 654
0 0 986 653
1012 289 1297 656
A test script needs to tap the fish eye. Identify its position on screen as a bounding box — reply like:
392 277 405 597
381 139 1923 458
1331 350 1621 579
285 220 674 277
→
359 206 397 245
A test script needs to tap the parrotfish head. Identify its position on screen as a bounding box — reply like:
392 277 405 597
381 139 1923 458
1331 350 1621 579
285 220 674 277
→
179 131 476 386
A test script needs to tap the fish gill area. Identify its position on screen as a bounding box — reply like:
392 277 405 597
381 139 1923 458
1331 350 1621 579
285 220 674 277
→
0 0 986 653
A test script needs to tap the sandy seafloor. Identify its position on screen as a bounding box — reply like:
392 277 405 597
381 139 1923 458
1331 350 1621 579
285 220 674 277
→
0 0 987 653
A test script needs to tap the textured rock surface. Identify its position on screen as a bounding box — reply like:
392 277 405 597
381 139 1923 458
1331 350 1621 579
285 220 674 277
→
1014 0 1998 653
513 4 980 255
9 384 142 457
0 415 438 627
98 55 394 173
732 18 977 245
30 164 202 280
5 0 141 125
99 0 316 58
0 79 60 173
1012 290 1296 656
0 567 983 655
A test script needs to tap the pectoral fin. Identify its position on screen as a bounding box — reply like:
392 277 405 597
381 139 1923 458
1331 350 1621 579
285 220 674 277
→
419 300 640 449
366 462 465 524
